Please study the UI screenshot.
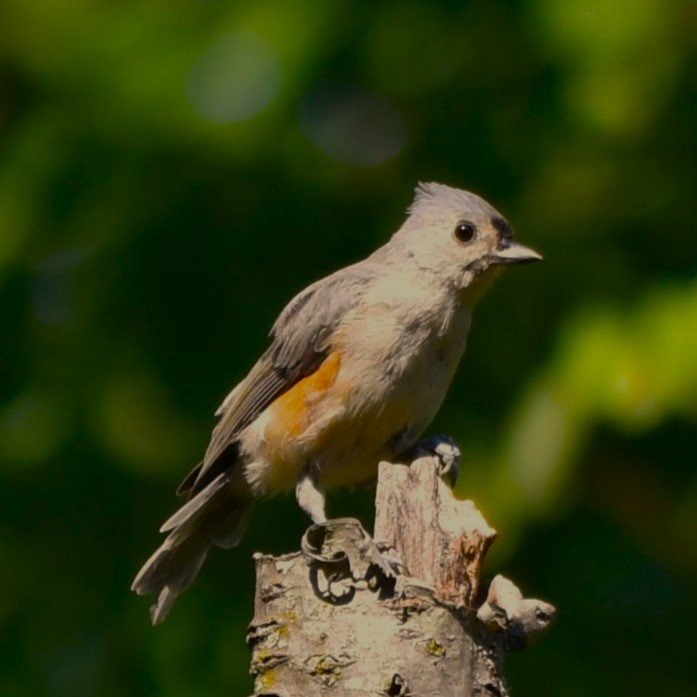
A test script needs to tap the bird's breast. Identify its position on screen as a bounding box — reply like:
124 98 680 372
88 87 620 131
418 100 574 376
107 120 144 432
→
312 295 472 484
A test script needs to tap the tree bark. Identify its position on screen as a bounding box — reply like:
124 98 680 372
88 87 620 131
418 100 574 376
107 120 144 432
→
247 447 555 696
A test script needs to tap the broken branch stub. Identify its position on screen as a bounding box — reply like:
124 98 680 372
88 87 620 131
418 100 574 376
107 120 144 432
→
247 451 555 696
374 454 497 608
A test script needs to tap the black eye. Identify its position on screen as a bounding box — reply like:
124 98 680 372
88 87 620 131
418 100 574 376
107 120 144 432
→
454 221 477 243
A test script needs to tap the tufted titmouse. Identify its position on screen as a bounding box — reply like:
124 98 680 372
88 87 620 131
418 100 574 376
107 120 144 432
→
132 182 541 623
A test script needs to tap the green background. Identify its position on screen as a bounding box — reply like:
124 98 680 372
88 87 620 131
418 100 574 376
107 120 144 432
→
1 0 695 695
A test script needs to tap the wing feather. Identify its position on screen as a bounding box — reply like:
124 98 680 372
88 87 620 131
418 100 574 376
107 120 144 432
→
179 262 375 497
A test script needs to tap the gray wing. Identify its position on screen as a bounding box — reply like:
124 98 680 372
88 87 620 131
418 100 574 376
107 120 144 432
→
178 263 374 498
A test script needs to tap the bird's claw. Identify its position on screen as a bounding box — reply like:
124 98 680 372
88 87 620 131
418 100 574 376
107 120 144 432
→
412 434 461 487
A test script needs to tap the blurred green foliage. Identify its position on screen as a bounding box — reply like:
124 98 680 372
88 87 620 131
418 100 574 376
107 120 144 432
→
1 0 695 695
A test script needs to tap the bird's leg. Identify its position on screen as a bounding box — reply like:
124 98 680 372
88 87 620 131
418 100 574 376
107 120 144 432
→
295 464 327 524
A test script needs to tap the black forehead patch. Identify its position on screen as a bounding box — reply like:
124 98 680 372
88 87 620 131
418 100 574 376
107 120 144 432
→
491 216 513 245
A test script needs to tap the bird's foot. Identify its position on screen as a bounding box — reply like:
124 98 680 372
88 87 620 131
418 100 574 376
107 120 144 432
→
405 434 461 487
301 518 400 603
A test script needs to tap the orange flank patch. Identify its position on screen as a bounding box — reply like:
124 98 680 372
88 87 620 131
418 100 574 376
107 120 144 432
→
248 350 346 493
270 351 343 437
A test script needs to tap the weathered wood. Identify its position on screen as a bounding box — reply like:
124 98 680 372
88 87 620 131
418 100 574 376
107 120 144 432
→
374 453 497 608
247 449 555 696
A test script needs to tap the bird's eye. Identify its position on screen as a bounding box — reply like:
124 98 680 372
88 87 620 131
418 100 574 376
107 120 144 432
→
454 221 477 243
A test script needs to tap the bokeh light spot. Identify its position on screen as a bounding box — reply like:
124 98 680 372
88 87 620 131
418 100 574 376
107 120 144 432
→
186 30 283 124
299 83 406 166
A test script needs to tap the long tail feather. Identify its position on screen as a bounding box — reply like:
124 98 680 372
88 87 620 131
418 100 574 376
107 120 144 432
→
132 477 252 624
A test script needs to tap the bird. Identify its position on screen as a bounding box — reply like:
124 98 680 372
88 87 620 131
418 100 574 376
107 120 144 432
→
132 182 541 623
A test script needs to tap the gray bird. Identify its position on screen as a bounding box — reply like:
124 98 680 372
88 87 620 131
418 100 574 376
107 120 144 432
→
132 182 541 623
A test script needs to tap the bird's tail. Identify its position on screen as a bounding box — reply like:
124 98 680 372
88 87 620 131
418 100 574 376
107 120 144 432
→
131 473 253 624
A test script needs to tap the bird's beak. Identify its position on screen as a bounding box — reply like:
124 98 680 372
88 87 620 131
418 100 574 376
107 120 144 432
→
491 242 542 265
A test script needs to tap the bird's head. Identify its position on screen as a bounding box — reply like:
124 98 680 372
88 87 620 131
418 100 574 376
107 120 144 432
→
395 182 541 294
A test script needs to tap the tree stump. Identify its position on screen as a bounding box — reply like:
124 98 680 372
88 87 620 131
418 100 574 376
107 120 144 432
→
247 448 555 696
